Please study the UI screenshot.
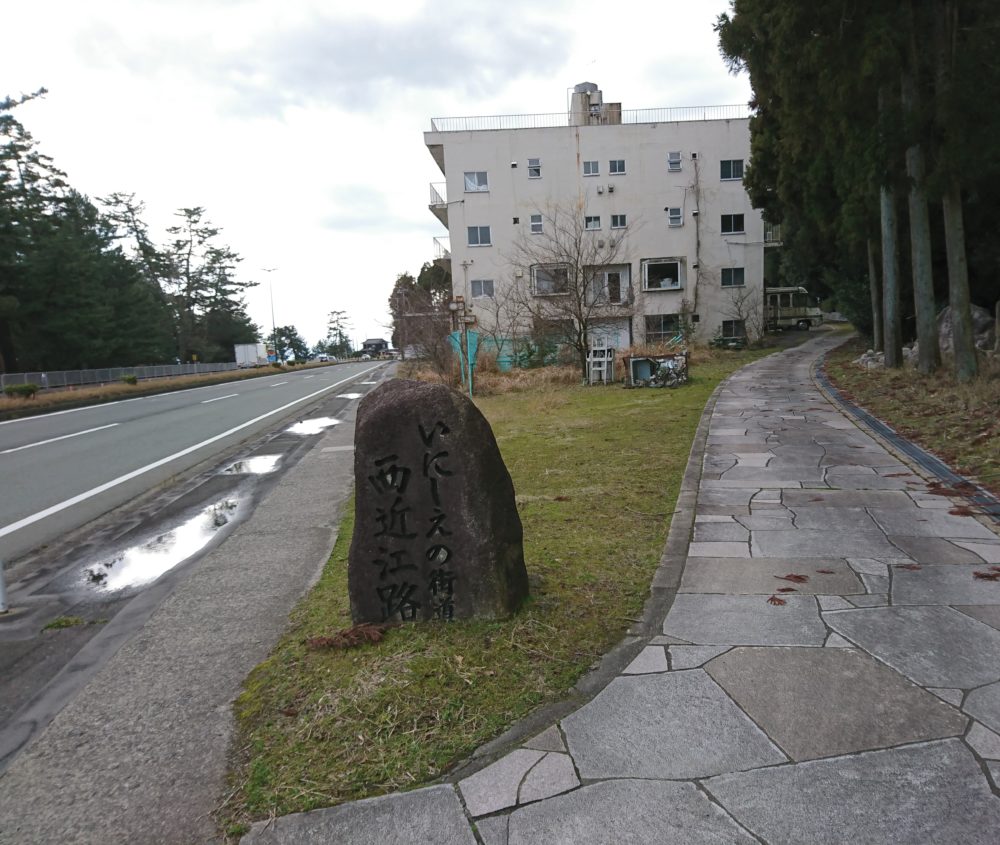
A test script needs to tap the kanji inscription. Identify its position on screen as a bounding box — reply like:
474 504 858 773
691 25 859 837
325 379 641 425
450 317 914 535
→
349 380 528 623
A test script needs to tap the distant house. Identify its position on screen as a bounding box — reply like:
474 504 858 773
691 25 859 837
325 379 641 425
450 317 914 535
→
362 338 389 356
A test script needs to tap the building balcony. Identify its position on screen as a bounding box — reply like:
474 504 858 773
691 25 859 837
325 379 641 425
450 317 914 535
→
433 236 451 271
764 223 783 246
429 183 448 227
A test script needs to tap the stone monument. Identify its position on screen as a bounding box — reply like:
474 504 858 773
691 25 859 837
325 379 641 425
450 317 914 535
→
348 379 529 623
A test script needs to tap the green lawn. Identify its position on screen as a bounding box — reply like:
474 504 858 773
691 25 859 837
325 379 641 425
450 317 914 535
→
220 347 776 838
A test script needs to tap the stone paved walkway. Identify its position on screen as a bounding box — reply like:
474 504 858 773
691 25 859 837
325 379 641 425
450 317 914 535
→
243 334 1000 844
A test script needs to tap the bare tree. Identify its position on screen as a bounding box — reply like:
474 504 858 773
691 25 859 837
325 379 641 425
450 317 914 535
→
471 279 529 368
723 285 767 345
506 203 636 378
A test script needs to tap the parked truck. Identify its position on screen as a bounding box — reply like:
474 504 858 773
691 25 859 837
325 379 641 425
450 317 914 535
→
234 343 268 367
764 286 824 330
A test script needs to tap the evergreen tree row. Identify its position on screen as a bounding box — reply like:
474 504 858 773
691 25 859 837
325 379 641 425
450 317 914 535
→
0 90 260 373
717 0 999 381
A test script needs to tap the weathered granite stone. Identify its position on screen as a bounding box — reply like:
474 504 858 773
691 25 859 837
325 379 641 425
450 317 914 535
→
705 647 967 761
240 785 475 845
505 780 757 845
964 682 1000 734
348 380 528 623
705 740 1000 845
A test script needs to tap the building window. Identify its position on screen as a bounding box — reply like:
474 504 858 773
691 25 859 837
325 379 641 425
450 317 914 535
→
721 214 745 234
467 225 491 246
667 151 682 172
721 267 745 287
611 214 627 229
721 319 747 339
530 214 543 234
585 215 601 230
463 171 488 192
646 314 681 343
609 159 626 175
720 159 744 181
532 264 569 295
589 266 628 305
583 160 599 176
642 258 682 291
528 157 541 178
667 207 683 227
471 279 494 298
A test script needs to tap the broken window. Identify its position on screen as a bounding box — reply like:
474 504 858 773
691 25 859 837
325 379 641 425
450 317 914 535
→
645 314 681 343
589 265 628 304
642 258 682 291
532 265 569 295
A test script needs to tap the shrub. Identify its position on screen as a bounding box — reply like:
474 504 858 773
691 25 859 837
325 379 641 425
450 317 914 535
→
3 383 38 399
120 374 138 385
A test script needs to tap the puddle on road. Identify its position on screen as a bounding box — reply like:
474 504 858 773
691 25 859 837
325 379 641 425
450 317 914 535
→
336 393 363 400
83 498 239 592
221 455 281 475
285 417 341 435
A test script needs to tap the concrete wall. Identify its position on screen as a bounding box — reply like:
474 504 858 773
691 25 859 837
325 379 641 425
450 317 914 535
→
425 114 764 345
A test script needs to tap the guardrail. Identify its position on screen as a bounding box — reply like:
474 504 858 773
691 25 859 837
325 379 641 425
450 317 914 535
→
0 361 241 391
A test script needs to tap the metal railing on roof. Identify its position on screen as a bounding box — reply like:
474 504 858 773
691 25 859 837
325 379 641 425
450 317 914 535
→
430 104 752 133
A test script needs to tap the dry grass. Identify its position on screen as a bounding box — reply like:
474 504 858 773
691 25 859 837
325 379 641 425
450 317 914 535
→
0 362 338 420
220 343 782 839
824 338 1000 498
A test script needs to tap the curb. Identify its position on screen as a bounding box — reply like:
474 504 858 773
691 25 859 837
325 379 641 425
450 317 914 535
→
813 344 1000 528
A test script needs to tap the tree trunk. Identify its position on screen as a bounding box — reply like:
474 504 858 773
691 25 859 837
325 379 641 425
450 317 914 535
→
941 180 978 382
867 238 883 352
901 57 941 374
880 185 903 368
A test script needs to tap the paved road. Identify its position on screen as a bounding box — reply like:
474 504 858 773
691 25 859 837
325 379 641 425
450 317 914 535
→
0 362 382 563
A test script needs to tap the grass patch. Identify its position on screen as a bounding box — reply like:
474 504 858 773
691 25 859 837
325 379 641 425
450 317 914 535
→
220 344 779 835
42 616 89 630
824 337 1000 498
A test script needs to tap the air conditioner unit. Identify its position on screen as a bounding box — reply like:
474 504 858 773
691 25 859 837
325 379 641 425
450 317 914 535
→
607 184 615 193
598 239 606 248
597 185 604 194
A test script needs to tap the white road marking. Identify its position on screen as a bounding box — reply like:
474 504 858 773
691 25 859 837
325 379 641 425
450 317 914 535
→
303 375 315 379
0 423 120 455
270 381 289 387
201 393 239 404
0 364 383 540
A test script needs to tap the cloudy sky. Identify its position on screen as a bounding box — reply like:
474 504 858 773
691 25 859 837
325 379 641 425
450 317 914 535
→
3 0 750 349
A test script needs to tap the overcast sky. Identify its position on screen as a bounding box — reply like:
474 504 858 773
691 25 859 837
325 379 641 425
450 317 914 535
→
3 0 751 350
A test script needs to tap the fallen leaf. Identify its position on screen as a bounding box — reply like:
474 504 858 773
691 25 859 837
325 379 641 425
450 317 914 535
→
279 706 299 717
992 566 1000 573
973 571 1000 581
895 564 922 571
884 472 910 478
775 573 810 583
554 495 571 502
810 496 824 502
767 595 787 606
305 622 398 651
949 506 976 517
776 587 798 593
816 569 836 574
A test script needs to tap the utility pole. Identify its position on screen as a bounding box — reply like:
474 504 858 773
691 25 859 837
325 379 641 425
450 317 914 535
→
262 267 278 361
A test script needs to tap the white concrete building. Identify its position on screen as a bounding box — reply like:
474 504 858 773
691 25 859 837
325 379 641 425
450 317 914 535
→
424 83 770 352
